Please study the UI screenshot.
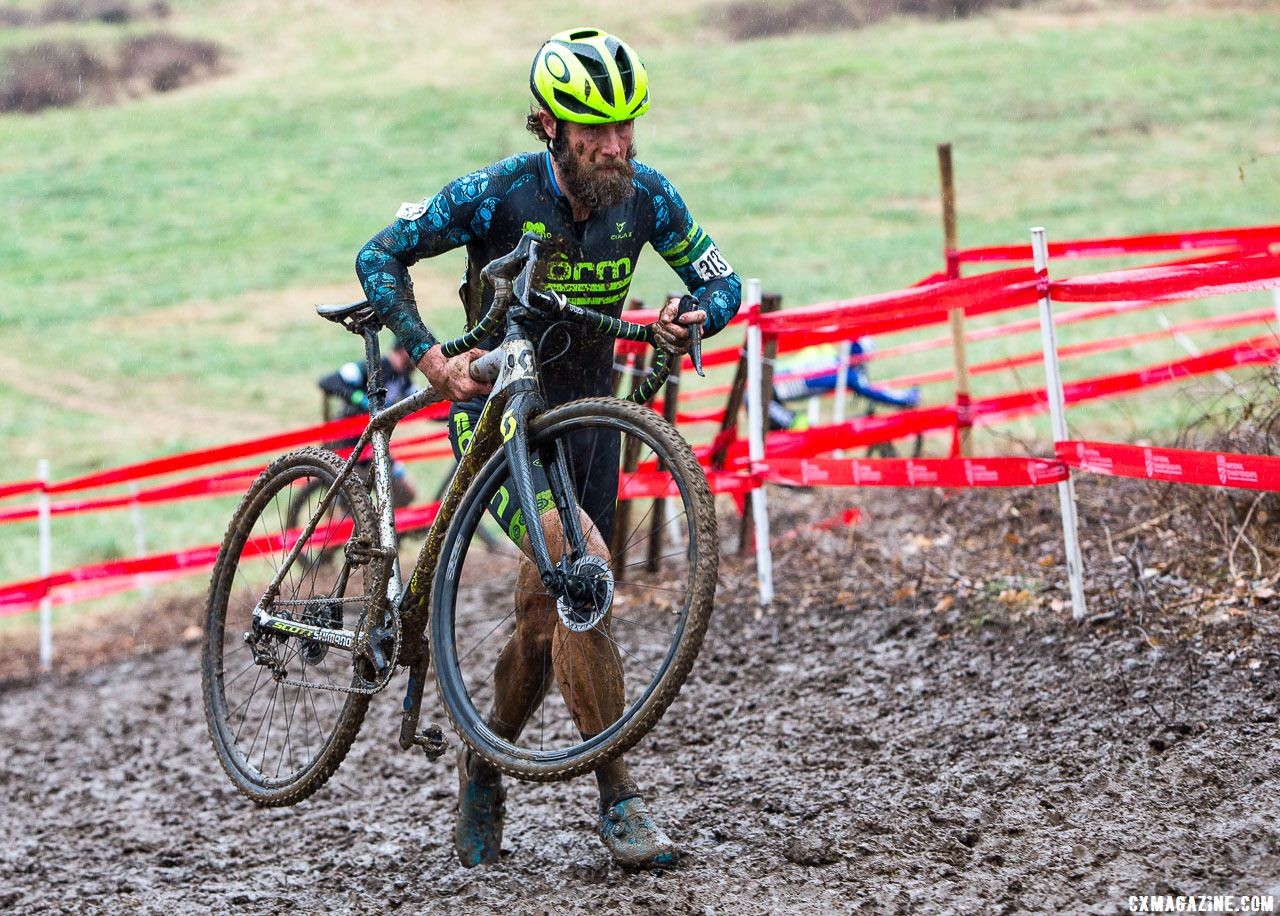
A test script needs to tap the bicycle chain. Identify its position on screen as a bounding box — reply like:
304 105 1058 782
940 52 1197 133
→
266 573 402 697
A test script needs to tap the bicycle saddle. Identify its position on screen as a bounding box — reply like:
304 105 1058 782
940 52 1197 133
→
316 300 375 322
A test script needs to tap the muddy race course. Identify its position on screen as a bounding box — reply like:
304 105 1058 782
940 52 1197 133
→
2 485 1278 915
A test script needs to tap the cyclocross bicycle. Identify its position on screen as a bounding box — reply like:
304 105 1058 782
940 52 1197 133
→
202 232 719 806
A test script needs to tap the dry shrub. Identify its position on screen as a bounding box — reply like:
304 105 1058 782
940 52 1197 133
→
719 0 861 40
1156 372 1280 580
1 0 173 26
0 40 114 113
0 9 36 26
117 32 221 93
0 29 222 113
713 0 1027 39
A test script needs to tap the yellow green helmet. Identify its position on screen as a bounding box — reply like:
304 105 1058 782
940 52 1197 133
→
530 27 650 124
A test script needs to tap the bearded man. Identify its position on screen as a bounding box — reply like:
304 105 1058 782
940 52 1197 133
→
355 27 740 868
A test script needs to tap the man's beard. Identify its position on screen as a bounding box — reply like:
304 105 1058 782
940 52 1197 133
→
554 135 637 212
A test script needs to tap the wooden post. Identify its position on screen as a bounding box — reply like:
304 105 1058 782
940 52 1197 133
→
611 349 648 580
938 143 972 457
646 362 682 572
739 293 781 555
711 350 748 471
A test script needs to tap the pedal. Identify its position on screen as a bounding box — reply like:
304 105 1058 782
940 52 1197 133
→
410 724 449 761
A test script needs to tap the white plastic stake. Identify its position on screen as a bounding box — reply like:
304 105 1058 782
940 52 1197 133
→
744 278 774 607
37 459 52 671
128 483 153 598
1033 229 1087 621
832 340 853 458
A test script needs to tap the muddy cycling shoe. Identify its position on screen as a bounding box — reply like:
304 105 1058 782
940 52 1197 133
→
598 796 678 868
454 749 506 868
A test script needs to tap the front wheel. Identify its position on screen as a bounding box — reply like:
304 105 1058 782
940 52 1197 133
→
431 398 718 782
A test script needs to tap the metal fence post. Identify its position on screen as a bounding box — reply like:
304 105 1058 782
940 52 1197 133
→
1032 228 1088 621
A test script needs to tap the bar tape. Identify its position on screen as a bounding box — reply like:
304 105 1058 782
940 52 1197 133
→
757 456 1067 488
1058 441 1280 491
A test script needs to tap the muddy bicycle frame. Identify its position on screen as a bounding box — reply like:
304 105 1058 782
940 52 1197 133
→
247 232 685 756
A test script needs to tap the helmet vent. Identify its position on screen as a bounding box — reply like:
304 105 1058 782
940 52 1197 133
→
575 52 615 106
567 29 600 40
614 46 634 99
551 87 597 117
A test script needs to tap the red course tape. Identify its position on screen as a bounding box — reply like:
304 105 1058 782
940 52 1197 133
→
1058 441 1280 491
758 457 1067 488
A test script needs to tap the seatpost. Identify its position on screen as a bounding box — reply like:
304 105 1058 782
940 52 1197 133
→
362 326 386 413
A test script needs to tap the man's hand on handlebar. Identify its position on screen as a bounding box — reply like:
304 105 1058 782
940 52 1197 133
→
418 344 493 402
652 297 705 356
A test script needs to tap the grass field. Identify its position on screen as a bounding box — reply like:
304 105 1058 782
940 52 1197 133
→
2 0 1279 619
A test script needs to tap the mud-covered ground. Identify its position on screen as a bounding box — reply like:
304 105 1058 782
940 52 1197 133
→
2 485 1278 915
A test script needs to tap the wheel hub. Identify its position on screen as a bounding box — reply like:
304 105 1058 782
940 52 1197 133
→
555 554 614 632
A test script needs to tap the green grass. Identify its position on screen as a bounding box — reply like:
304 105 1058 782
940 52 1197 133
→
1 0 1279 613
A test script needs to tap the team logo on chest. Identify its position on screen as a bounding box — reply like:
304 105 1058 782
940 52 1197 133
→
610 220 633 241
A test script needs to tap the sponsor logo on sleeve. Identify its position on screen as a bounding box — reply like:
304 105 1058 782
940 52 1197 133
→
521 220 551 239
396 199 429 221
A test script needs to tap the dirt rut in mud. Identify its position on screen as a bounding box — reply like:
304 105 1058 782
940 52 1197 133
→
1 488 1278 914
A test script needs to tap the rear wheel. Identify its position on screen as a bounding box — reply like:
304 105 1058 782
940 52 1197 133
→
202 447 379 806
431 398 718 782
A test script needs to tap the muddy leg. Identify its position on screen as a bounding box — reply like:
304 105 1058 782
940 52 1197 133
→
470 507 637 802
543 511 639 806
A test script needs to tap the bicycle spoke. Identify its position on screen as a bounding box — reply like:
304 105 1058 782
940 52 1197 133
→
458 607 518 666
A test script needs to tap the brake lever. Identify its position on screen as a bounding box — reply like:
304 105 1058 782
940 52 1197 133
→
677 294 704 377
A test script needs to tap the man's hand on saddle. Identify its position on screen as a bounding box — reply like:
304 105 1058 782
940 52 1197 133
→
419 344 493 402
651 296 705 356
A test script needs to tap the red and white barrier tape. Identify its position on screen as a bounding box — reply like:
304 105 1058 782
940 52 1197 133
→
757 456 1067 488
1058 441 1280 491
954 224 1280 264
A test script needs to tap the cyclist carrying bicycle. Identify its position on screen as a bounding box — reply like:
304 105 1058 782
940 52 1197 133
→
355 28 740 868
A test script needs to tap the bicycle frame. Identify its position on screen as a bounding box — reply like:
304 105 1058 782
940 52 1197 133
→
251 231 675 750
249 294 595 751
